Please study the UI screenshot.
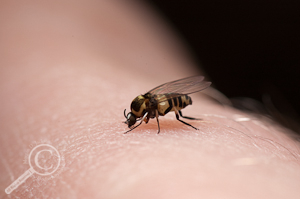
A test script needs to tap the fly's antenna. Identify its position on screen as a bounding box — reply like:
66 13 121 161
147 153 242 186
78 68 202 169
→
124 109 127 118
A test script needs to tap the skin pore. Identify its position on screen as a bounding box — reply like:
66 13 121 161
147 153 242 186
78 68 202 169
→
0 1 299 198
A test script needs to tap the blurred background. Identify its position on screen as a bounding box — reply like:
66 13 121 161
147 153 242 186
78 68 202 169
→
146 0 300 133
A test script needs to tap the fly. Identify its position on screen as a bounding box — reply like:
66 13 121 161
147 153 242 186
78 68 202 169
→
123 76 211 134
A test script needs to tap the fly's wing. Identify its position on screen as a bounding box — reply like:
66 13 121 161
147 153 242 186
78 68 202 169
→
146 76 211 103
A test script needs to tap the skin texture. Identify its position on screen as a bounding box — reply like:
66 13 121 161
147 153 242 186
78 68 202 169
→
1 1 300 198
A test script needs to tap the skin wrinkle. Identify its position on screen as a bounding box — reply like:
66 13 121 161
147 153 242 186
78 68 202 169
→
93 129 299 198
1 1 300 198
2 105 300 198
51 112 300 174
0 153 14 182
200 113 300 162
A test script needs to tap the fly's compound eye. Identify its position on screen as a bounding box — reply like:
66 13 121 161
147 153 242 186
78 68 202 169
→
126 113 136 128
124 109 137 128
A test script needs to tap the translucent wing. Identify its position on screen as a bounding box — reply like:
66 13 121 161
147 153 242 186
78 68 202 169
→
146 76 211 102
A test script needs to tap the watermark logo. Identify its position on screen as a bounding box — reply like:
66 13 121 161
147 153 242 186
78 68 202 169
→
5 144 61 194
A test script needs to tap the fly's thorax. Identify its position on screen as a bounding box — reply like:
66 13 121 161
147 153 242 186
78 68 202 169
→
130 95 148 117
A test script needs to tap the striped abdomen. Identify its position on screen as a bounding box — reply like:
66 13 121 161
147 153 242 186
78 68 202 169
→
157 94 192 116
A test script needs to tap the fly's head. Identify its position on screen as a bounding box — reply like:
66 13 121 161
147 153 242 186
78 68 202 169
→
124 109 136 128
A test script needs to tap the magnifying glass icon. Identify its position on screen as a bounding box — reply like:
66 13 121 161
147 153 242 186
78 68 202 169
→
5 144 61 194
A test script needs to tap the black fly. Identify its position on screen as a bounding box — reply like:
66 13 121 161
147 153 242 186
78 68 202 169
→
124 76 211 133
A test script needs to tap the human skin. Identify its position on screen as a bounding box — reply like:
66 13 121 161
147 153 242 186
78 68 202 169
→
0 1 300 198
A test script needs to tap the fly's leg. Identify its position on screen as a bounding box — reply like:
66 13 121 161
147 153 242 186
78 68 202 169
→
155 110 160 134
178 110 201 120
124 112 148 134
175 109 199 130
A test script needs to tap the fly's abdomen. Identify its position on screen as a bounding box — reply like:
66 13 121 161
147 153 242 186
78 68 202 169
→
157 94 192 116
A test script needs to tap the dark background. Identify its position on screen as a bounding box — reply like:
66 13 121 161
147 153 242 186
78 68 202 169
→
146 0 300 132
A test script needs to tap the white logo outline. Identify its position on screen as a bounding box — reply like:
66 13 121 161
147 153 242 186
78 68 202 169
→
5 144 61 194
